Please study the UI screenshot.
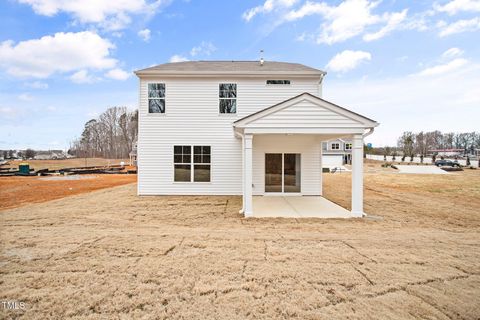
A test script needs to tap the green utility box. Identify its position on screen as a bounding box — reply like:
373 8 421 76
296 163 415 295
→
19 163 30 175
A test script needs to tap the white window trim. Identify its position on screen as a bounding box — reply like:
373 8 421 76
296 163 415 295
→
345 143 352 150
146 81 166 115
331 143 340 150
219 82 237 115
173 145 211 183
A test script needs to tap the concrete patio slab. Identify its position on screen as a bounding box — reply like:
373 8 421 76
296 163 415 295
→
396 165 448 174
252 196 354 218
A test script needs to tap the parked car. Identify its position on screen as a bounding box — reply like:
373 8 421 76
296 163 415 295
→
435 159 460 167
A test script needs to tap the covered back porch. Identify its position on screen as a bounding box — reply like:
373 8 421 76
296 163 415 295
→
233 93 378 218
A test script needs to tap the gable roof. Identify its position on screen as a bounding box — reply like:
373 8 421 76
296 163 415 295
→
135 61 326 77
234 92 379 128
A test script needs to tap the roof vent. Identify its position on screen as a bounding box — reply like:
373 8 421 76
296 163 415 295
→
260 49 264 66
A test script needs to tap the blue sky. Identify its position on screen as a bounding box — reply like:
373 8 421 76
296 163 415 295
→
0 0 479 150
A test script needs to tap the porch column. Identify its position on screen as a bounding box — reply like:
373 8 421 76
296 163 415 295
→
351 134 364 217
244 134 253 217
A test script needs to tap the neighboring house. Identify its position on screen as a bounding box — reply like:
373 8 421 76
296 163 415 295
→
135 60 378 218
129 140 138 166
322 138 353 167
34 150 66 160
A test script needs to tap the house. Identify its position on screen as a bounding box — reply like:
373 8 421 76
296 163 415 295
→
135 61 379 218
429 148 464 157
322 138 353 167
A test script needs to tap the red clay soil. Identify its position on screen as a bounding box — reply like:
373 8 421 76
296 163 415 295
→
0 174 137 211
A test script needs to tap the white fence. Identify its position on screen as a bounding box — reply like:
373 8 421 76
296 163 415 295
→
366 154 479 167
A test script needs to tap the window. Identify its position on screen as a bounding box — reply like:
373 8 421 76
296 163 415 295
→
219 83 236 113
174 145 211 182
345 143 352 150
332 143 340 150
148 83 165 113
266 80 291 85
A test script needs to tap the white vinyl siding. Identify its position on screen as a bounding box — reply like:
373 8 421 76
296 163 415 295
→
138 77 320 195
253 135 322 196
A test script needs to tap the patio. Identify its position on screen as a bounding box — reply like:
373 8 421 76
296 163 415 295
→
252 196 354 218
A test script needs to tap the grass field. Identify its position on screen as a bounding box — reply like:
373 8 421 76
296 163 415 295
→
1 167 479 319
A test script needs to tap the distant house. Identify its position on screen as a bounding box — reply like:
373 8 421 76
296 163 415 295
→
322 138 352 167
34 150 66 160
129 141 137 166
134 60 379 217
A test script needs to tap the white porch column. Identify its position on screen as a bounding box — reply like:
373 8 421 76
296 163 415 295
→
351 134 364 217
244 134 253 217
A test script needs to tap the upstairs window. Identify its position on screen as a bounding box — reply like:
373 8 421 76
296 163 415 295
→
345 143 352 150
219 83 237 114
331 143 340 150
267 80 291 85
148 83 165 113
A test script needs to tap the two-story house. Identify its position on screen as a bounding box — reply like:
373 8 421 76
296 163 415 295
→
322 138 353 167
135 60 378 218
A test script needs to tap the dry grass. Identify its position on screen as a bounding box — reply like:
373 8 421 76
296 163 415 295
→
1 169 479 319
0 174 137 211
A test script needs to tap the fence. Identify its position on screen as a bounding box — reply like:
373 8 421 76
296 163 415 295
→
366 154 479 167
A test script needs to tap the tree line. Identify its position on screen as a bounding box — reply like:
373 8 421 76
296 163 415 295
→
370 131 480 157
69 107 138 159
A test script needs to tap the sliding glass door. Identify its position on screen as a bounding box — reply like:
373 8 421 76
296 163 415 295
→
265 153 301 193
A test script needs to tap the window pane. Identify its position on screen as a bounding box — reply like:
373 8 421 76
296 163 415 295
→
174 146 182 154
194 165 210 182
149 99 165 113
148 83 165 98
194 154 201 163
183 146 191 154
174 155 182 163
202 155 210 164
219 83 236 98
194 146 201 154
174 165 191 182
219 99 236 113
202 146 211 154
182 154 191 163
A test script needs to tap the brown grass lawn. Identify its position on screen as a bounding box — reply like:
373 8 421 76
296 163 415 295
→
1 168 479 319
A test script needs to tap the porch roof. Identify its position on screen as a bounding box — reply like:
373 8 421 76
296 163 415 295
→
233 92 378 135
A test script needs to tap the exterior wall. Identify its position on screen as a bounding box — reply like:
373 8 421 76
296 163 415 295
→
252 135 322 196
138 77 320 195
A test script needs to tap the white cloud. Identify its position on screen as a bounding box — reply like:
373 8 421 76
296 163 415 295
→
0 31 117 78
69 70 97 84
438 17 480 36
169 54 189 63
417 58 469 76
18 93 34 101
284 0 409 44
243 0 298 21
105 68 130 80
138 28 151 42
25 81 49 89
441 47 464 59
434 0 480 15
0 106 21 119
190 41 216 57
325 64 480 146
363 9 408 41
17 0 168 31
326 50 371 73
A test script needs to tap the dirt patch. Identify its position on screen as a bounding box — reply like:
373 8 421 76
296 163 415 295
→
0 170 479 319
0 174 136 210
